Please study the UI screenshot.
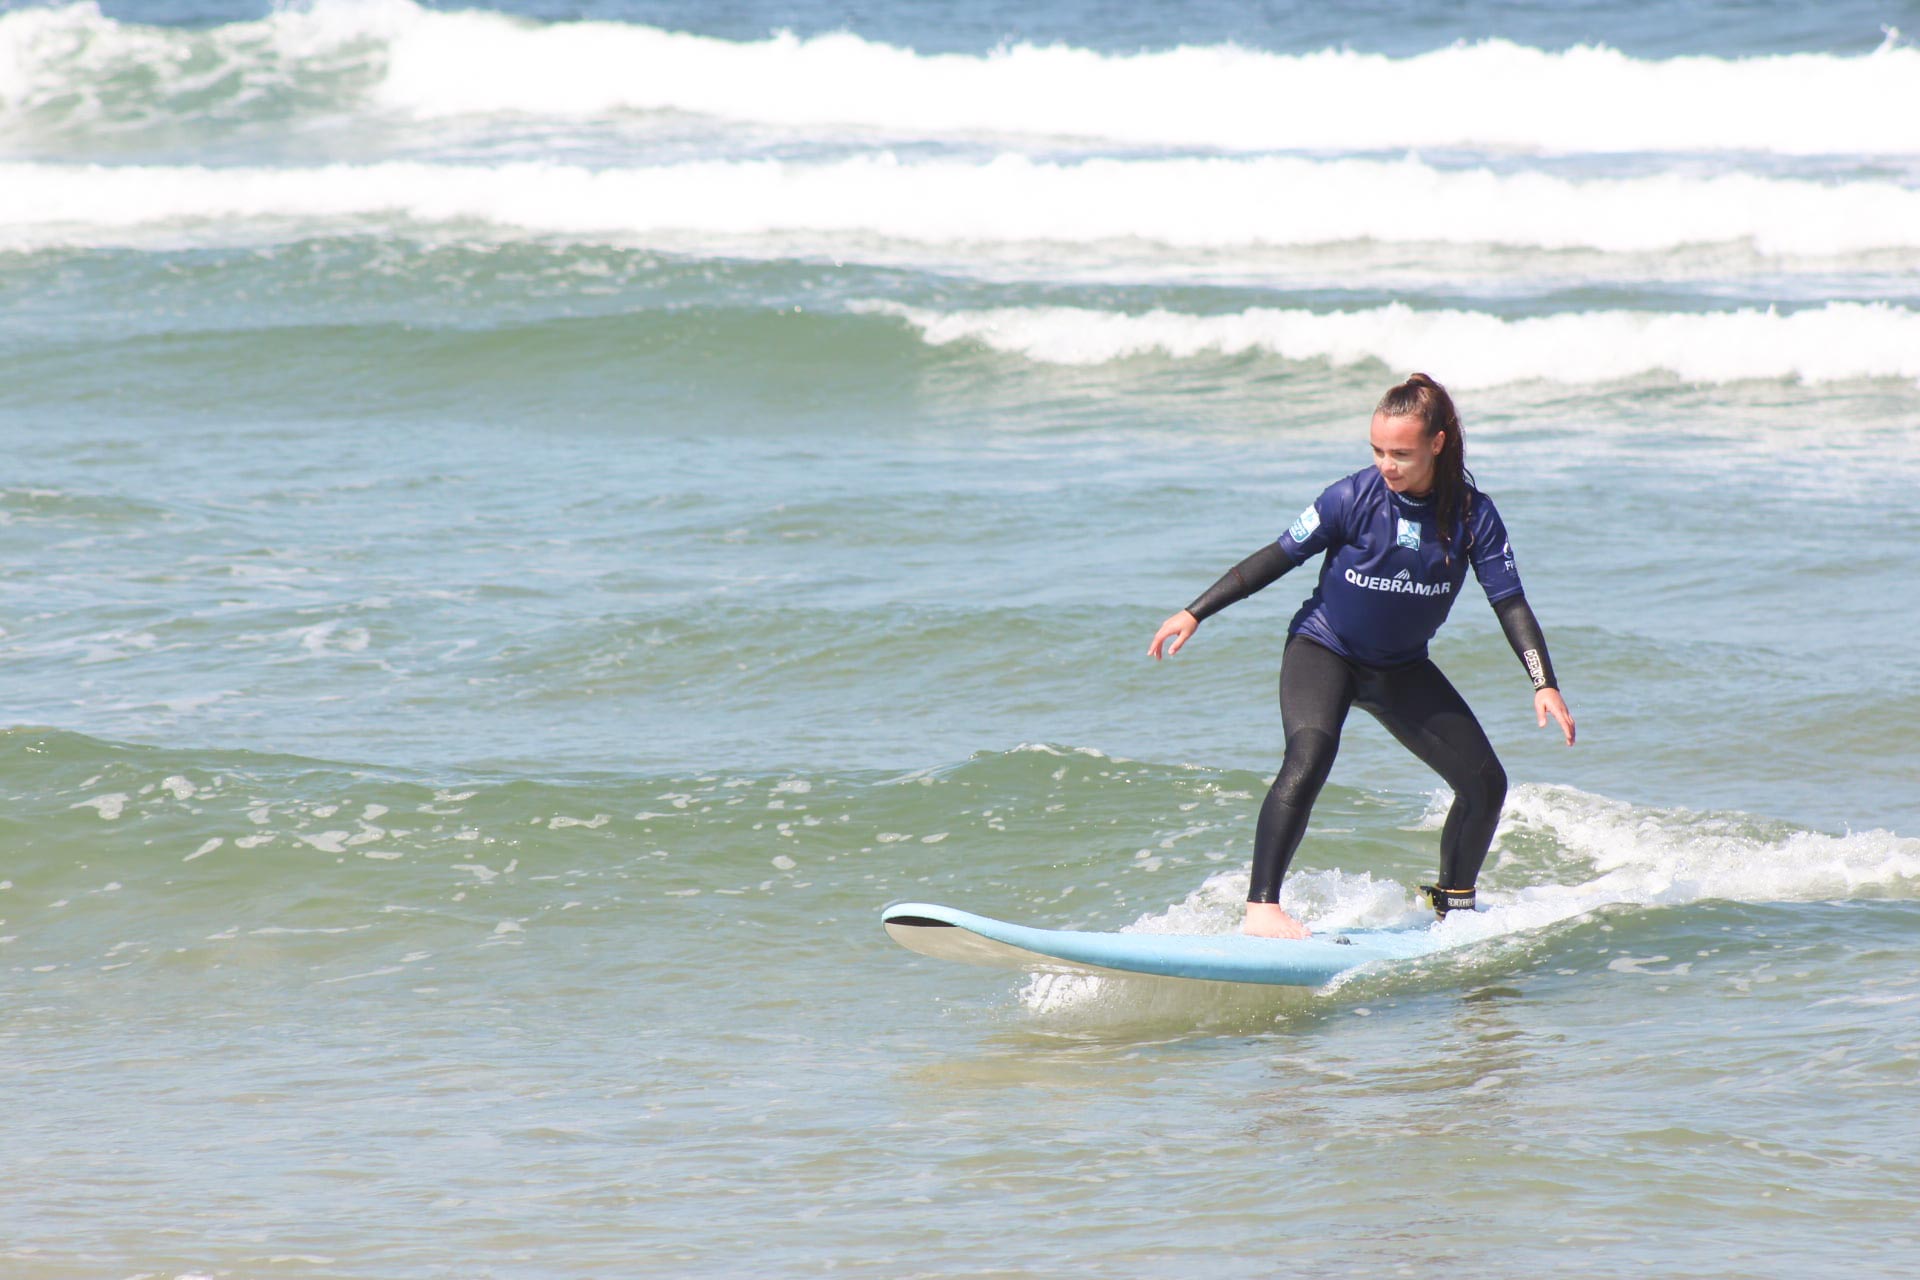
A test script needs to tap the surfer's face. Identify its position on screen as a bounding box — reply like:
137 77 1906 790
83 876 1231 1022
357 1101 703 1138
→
1370 411 1444 495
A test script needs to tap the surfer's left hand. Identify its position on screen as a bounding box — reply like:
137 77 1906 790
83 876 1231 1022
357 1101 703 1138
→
1536 688 1575 745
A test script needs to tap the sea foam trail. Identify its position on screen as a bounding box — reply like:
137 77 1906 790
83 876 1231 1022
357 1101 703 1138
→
4 158 1920 257
2 1 1918 154
866 300 1920 387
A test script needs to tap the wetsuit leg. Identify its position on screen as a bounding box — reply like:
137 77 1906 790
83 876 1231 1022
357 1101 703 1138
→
1355 660 1508 890
1249 636 1358 902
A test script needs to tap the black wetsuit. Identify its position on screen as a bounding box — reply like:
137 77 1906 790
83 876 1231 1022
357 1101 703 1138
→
1185 468 1559 903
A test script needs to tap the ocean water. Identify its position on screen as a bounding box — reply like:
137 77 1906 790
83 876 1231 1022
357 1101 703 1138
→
2 0 1918 1274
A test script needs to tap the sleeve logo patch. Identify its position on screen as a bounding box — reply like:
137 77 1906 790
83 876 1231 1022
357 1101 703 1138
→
1395 518 1422 550
1289 504 1321 543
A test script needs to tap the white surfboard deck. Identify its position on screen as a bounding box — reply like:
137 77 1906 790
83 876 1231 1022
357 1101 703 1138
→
882 901 1445 987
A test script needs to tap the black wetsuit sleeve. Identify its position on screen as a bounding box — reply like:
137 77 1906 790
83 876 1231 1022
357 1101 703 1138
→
1493 593 1559 691
1186 542 1295 622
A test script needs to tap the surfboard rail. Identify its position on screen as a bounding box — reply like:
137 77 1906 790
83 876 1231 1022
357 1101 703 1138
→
881 901 1438 987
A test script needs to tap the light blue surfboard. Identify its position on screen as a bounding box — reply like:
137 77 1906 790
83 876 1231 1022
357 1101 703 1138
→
882 901 1444 987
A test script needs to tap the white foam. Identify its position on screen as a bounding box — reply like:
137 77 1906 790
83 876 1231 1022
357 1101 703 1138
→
1018 866 1424 1012
71 792 128 820
3 156 1918 257
373 19 1920 153
3 3 1917 152
1498 784 1920 907
0 0 403 120
867 299 1920 387
1020 785 1920 1013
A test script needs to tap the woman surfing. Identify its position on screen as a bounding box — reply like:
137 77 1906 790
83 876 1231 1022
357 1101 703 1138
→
1148 374 1576 939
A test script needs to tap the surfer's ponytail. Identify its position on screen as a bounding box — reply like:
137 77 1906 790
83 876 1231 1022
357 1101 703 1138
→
1377 372 1473 562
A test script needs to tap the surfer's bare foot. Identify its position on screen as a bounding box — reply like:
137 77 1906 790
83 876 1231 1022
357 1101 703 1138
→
1242 901 1310 939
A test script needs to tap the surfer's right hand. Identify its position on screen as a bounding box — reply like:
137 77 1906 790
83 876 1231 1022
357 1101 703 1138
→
1148 610 1198 660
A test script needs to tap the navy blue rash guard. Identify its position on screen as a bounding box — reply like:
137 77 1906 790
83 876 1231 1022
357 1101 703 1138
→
1278 467 1522 667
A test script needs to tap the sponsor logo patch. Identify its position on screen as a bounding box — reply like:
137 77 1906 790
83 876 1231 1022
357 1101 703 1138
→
1288 504 1321 544
1396 518 1422 550
1502 539 1517 577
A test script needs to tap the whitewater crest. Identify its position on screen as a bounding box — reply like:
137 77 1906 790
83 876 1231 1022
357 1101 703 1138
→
1 2 1918 153
3 156 1919 258
865 299 1920 388
1019 784 1920 1014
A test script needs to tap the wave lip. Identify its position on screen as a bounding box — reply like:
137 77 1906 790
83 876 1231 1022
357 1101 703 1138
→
863 299 1920 387
3 2 1919 153
4 157 1920 258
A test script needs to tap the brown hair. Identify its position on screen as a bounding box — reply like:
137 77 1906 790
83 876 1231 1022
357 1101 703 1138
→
1376 372 1473 562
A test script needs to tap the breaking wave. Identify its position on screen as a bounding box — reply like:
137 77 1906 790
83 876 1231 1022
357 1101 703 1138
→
3 155 1919 256
1 1 1917 153
1021 783 1920 1013
865 299 1920 387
